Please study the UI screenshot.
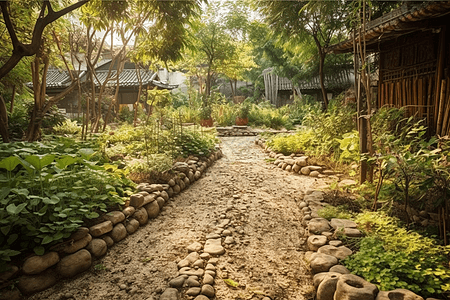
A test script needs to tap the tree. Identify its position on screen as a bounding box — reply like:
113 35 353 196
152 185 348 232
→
257 0 348 109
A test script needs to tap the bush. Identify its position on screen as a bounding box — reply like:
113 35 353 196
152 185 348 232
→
343 211 450 296
53 119 81 135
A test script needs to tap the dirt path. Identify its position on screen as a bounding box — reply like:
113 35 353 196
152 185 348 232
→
29 136 331 300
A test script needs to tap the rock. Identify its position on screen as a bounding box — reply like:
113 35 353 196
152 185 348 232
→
310 253 338 274
69 227 89 241
341 228 363 238
285 159 295 165
186 277 200 287
103 211 125 225
17 269 57 294
318 245 352 260
329 240 343 247
299 202 308 208
204 238 225 255
0 265 19 282
293 164 301 173
178 252 200 268
286 165 292 172
317 272 342 300
194 171 201 180
86 238 108 257
192 259 204 268
178 268 204 277
168 179 176 186
330 219 357 230
323 170 335 175
187 287 201 296
206 233 221 240
160 191 169 201
173 162 190 174
205 270 216 277
308 218 331 234
281 163 288 170
179 180 186 190
295 158 308 167
122 206 135 217
222 230 232 237
301 167 311 175
224 236 235 244
208 258 218 265
310 171 320 177
142 194 157 206
0 288 21 300
167 187 174 197
129 193 145 208
145 200 160 219
133 207 149 225
173 185 181 194
376 289 424 300
335 274 378 300
200 253 211 260
126 218 140 234
156 196 165 209
169 275 187 288
110 223 127 243
201 284 215 297
309 166 323 172
102 236 114 247
307 235 328 251
203 274 214 285
184 177 190 186
338 179 358 188
160 287 179 300
329 265 351 274
56 249 92 278
89 221 113 237
205 263 215 271
23 252 60 275
63 234 92 254
187 242 203 252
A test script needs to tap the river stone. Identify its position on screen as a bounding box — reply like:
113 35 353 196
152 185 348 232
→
23 252 60 275
301 167 311 175
86 238 107 257
168 179 176 186
179 268 204 277
200 253 210 260
295 158 308 167
313 272 341 288
310 253 338 274
335 274 378 300
204 238 225 255
110 223 127 242
307 235 327 251
194 295 210 300
160 191 169 201
292 164 301 173
178 252 200 268
17 269 57 295
201 284 215 297
102 236 114 247
309 166 323 172
308 218 331 234
129 193 145 208
186 277 200 287
376 289 424 300
126 218 140 234
286 165 292 172
156 197 165 209
330 219 357 230
284 159 295 165
142 194 157 206
187 242 203 252
187 287 201 296
89 221 113 237
0 265 19 282
179 180 186 190
160 287 179 300
167 187 174 197
56 249 92 278
329 265 351 274
317 272 342 300
122 206 135 217
133 207 149 225
174 162 190 174
0 288 21 300
184 177 190 186
173 185 181 194
194 171 201 180
69 227 89 241
192 259 204 268
169 275 187 288
208 257 218 265
64 234 92 254
310 170 320 177
203 274 214 285
318 245 352 260
103 211 125 225
329 240 343 247
145 200 160 219
342 228 363 237
224 236 235 244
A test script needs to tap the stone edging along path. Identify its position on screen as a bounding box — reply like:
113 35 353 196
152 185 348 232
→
0 150 223 299
255 139 442 300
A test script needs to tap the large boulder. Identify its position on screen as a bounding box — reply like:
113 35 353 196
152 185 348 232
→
307 235 327 251
310 253 338 274
317 245 352 260
22 252 60 275
317 272 342 300
376 289 424 300
56 249 92 278
308 218 331 234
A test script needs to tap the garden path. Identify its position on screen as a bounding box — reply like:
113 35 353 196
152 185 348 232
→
29 136 332 300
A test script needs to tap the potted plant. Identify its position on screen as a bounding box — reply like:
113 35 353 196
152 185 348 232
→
200 105 213 127
236 102 250 126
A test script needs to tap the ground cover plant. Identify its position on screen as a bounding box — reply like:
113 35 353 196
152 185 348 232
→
0 138 136 270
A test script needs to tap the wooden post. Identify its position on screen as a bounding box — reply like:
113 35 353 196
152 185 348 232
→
437 79 447 134
434 27 446 134
418 78 424 118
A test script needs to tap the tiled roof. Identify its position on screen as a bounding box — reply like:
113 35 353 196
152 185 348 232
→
46 69 72 88
93 69 156 87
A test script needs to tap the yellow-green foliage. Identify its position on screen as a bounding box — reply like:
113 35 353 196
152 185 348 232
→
53 119 81 135
212 103 237 126
266 129 316 155
318 205 353 220
248 103 290 129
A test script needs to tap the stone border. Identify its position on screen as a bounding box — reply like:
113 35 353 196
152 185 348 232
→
0 150 223 299
256 137 440 300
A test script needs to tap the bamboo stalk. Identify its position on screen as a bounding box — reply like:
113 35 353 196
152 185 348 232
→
390 83 395 106
427 76 434 127
442 85 450 135
402 79 407 109
396 81 401 108
418 78 424 118
413 78 418 116
436 79 447 134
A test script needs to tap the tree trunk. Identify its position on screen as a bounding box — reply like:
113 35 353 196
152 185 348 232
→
318 51 328 110
0 95 10 142
229 79 235 98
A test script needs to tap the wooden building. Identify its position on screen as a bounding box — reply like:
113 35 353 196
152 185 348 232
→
329 1 450 136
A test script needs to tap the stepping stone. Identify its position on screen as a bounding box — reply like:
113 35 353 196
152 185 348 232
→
204 239 225 255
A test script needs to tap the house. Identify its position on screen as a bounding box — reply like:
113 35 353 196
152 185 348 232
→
35 60 178 117
262 67 354 107
328 1 450 136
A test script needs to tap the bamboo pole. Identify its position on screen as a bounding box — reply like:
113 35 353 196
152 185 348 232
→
396 81 401 108
402 79 407 109
434 27 446 133
441 79 450 135
436 79 447 134
418 78 424 118
390 83 395 106
427 76 434 128
412 78 418 116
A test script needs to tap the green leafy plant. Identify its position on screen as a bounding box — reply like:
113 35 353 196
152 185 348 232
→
53 119 82 135
318 205 353 220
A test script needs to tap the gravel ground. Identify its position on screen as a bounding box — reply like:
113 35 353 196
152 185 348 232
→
29 136 331 300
